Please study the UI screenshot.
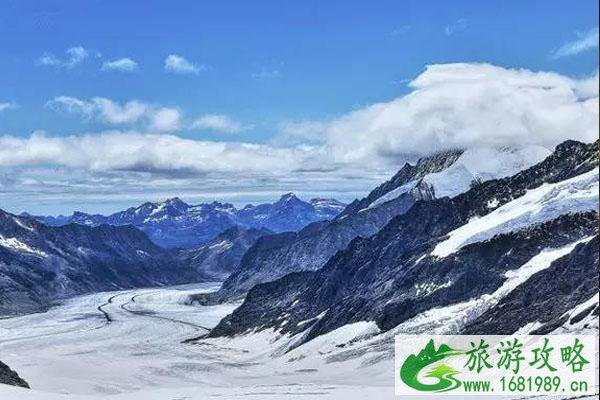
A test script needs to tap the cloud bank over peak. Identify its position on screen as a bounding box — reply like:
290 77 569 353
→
2 63 598 213
291 63 598 166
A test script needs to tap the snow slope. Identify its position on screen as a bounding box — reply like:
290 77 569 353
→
432 167 599 257
398 237 594 334
367 145 550 210
0 284 392 399
0 234 47 257
0 280 597 400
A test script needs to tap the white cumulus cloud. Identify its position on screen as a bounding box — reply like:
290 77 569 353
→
252 68 281 80
46 96 149 125
101 58 138 72
278 63 598 167
444 18 468 36
164 54 203 74
36 46 90 69
0 102 18 112
45 96 183 132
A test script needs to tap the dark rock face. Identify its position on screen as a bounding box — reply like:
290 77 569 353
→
0 360 29 388
34 195 345 249
463 235 599 335
210 213 598 339
208 151 464 301
209 140 598 343
0 210 205 314
212 191 419 301
178 226 272 280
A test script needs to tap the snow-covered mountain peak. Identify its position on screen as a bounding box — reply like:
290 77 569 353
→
33 194 346 248
418 144 552 198
205 201 237 214
338 148 465 217
148 197 191 216
278 192 301 203
361 144 551 211
452 145 551 181
162 197 189 209
309 198 346 211
70 211 105 226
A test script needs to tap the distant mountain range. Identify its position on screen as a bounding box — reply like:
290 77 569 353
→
195 144 552 303
30 194 346 249
0 194 344 314
0 209 279 315
208 140 599 344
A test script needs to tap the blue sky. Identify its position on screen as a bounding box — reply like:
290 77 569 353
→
0 0 598 214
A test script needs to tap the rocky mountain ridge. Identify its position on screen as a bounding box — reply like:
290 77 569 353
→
0 211 204 315
33 194 345 249
209 140 599 346
199 144 551 302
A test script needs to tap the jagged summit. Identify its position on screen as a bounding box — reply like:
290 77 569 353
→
162 196 190 209
279 192 299 202
339 144 550 217
34 194 346 249
338 149 464 217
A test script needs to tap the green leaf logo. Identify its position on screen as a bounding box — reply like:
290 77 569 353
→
400 339 463 392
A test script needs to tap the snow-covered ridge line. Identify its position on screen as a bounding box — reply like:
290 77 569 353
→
33 193 347 249
364 145 550 211
395 236 594 334
12 216 35 232
365 180 420 210
432 167 599 258
518 293 600 335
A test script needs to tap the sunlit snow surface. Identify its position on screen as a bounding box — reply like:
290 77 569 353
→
0 283 394 399
366 145 551 210
0 234 47 257
1 279 597 399
399 237 595 334
432 168 599 257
